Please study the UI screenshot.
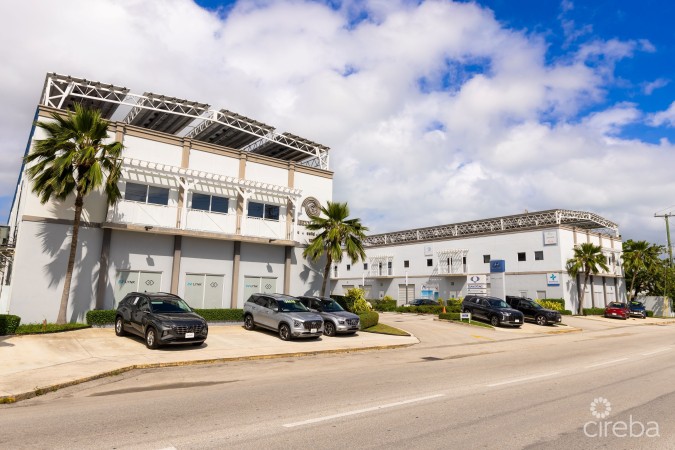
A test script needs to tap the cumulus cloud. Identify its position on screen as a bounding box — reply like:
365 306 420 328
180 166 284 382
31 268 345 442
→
648 102 675 127
0 0 672 244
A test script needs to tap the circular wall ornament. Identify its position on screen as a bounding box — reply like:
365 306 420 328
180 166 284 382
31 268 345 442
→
302 197 321 217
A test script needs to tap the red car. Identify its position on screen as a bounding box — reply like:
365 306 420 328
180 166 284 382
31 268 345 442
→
604 302 629 320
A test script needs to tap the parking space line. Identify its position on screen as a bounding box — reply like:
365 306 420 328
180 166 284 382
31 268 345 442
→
641 347 671 356
586 358 629 368
282 394 445 428
486 372 559 387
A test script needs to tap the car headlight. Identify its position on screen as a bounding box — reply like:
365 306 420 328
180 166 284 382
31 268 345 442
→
293 320 302 327
338 320 345 324
501 311 511 317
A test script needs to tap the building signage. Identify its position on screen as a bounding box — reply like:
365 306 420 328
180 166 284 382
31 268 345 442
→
490 260 505 273
544 231 558 245
467 274 487 294
547 273 560 286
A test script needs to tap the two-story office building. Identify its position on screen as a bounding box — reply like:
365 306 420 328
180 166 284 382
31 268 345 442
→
330 210 626 312
3 73 331 323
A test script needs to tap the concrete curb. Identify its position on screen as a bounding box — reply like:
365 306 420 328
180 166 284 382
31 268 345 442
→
434 318 495 330
0 342 417 404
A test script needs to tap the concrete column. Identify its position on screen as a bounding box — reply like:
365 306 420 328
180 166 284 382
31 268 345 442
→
176 141 191 228
286 163 295 240
590 275 595 308
284 246 292 294
236 155 247 234
95 228 112 309
171 235 182 294
231 241 241 308
602 276 608 306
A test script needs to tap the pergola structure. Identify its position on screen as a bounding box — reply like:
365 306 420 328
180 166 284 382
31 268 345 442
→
40 73 330 170
365 209 620 247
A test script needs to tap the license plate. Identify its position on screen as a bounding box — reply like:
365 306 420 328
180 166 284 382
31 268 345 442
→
185 332 195 338
514 319 520 323
310 328 317 333
612 313 617 316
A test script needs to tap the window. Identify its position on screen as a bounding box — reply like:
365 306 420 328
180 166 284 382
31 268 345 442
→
192 193 229 214
535 251 544 261
518 252 526 262
363 263 368 270
387 261 392 269
125 182 169 206
483 255 490 263
346 264 351 271
404 260 409 268
427 258 433 267
248 201 280 220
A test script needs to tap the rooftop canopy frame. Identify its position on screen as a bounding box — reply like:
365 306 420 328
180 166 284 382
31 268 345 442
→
365 209 619 247
40 73 330 170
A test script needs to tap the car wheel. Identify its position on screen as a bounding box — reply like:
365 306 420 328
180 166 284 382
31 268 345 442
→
535 315 547 326
145 327 159 349
115 316 126 336
279 323 291 341
324 321 336 337
490 315 500 327
244 314 256 330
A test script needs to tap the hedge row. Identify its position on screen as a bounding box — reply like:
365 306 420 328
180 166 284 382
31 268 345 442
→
561 310 573 315
358 311 379 329
438 312 462 320
583 307 606 316
0 314 21 335
85 308 245 325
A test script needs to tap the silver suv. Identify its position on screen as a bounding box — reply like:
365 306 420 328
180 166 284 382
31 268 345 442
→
243 293 324 340
297 296 360 336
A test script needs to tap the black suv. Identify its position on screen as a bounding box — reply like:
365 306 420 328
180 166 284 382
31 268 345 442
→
505 296 562 326
461 295 524 327
115 292 208 349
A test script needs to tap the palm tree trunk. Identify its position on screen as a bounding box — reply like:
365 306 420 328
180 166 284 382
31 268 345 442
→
629 273 638 301
321 254 332 297
57 193 83 324
578 272 590 315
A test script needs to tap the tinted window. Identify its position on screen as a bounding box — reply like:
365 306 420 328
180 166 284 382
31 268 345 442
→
248 202 264 218
125 182 147 202
150 298 192 313
488 299 510 308
265 204 280 220
518 252 526 262
535 251 544 261
192 193 211 211
211 196 229 214
147 186 169 205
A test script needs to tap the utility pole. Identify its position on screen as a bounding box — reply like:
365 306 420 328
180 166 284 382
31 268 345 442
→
655 212 673 314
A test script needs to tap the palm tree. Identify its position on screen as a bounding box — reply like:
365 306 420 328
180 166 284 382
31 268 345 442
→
566 243 610 315
24 104 123 324
302 201 368 296
622 240 664 301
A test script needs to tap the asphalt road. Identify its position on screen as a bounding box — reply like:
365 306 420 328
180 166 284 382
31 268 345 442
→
1 314 674 449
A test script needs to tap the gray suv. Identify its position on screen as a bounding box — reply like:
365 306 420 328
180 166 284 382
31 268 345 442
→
243 293 324 340
297 296 360 336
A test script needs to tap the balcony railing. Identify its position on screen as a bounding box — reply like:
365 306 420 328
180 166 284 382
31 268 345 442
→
107 200 293 241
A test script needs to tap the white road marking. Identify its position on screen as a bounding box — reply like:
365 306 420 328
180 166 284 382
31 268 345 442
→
282 394 445 428
642 347 671 356
486 372 560 387
586 358 629 368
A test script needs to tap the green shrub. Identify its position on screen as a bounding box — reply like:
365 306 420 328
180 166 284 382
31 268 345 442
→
0 314 21 335
439 312 461 320
16 323 90 334
561 310 573 315
359 311 379 329
346 288 371 313
86 310 116 325
194 309 244 321
583 307 606 316
536 300 564 311
646 310 654 317
371 299 397 312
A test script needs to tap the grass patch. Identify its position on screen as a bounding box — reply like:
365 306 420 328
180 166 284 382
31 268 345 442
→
362 323 410 336
16 323 91 335
448 319 494 329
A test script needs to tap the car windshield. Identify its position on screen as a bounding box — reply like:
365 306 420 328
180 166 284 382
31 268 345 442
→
608 302 625 308
279 299 309 312
150 299 192 313
630 301 643 307
527 301 543 309
488 299 510 308
319 300 345 312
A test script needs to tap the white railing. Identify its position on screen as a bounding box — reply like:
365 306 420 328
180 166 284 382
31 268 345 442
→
185 209 237 234
107 201 178 228
244 216 290 240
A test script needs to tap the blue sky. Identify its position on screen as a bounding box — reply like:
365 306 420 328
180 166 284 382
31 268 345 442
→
1 0 673 245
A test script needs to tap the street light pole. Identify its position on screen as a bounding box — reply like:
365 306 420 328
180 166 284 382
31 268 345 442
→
655 212 673 314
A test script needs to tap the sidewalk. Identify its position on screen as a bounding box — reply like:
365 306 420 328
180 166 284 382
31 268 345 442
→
0 325 418 402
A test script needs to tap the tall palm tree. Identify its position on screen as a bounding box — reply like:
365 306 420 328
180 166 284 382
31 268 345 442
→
566 243 610 315
302 201 368 296
24 104 123 324
622 239 664 301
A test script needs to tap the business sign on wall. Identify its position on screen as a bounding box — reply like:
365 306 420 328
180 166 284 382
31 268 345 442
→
543 231 558 245
546 273 560 286
467 274 487 294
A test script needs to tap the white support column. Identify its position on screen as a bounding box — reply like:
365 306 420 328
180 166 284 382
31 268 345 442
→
236 187 254 236
174 176 194 230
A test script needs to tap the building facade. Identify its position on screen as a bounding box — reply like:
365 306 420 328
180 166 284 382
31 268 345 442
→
2 73 330 323
330 210 626 312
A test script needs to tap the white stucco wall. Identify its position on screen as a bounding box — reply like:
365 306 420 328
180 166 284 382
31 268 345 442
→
245 161 288 187
189 150 240 177
179 237 235 308
122 135 183 166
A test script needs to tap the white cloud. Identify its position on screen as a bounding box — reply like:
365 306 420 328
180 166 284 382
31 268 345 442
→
0 0 671 244
648 102 675 127
643 78 669 95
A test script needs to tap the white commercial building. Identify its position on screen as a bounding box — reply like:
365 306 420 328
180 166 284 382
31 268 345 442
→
330 210 626 312
2 73 330 323
1 74 627 323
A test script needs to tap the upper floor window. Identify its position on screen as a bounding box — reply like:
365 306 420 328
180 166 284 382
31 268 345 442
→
248 201 280 220
346 264 351 271
125 182 169 206
483 255 490 263
518 252 526 262
404 260 409 268
363 263 368 270
535 251 544 261
192 193 229 214
427 258 433 267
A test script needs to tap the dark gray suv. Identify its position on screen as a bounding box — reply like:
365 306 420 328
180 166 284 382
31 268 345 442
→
461 295 524 327
297 296 360 336
243 293 324 340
